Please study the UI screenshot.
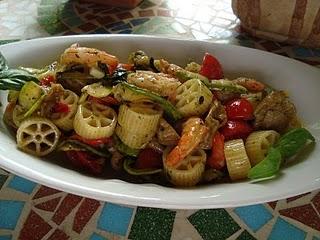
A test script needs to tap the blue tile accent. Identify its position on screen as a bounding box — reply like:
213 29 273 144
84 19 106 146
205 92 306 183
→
105 21 125 29
0 200 25 230
268 217 306 240
0 236 12 240
111 23 132 31
234 204 273 232
97 203 134 236
118 29 133 34
293 47 313 58
7 175 37 194
92 27 111 34
313 49 320 57
130 18 149 26
90 233 107 240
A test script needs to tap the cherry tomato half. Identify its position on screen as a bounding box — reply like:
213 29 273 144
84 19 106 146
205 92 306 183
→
220 120 253 140
199 53 223 80
40 75 55 86
225 98 254 120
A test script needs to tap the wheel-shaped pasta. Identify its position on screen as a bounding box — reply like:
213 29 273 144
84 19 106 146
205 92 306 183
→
245 130 280 166
163 148 206 187
16 117 60 156
224 139 251 181
74 102 117 139
175 79 213 117
116 103 162 149
52 90 79 131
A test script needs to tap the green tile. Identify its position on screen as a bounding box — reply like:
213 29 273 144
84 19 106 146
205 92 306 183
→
129 207 176 240
139 0 156 9
0 174 8 189
237 230 257 240
188 209 241 240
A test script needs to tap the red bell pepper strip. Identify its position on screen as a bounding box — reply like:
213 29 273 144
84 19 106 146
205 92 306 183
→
207 131 225 170
52 102 70 113
65 150 105 174
40 75 55 86
199 53 223 80
70 134 112 148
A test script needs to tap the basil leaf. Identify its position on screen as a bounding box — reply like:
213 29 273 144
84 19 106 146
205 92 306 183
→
275 128 315 159
0 69 39 90
0 52 8 71
248 147 282 180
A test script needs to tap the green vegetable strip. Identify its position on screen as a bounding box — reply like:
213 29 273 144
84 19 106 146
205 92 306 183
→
114 135 140 157
58 139 111 158
123 158 162 175
207 79 248 94
248 128 315 181
120 82 183 121
275 128 315 159
248 147 282 180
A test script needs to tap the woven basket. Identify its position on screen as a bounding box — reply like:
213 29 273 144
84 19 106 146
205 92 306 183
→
232 0 320 48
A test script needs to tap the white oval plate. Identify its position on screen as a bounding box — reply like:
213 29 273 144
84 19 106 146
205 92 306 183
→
0 35 319 209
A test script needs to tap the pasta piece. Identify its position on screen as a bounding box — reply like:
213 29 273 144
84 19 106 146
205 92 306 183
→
74 102 117 139
116 103 162 149
16 117 60 156
113 83 150 103
156 118 180 146
163 148 206 187
245 130 280 166
53 90 79 131
175 79 212 117
127 71 181 97
224 139 251 181
81 82 112 98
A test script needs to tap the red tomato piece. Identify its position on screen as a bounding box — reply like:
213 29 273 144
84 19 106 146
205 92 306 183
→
220 120 253 140
135 148 163 169
66 151 104 174
40 75 55 86
207 131 225 170
199 53 223 80
225 98 254 120
52 102 70 113
117 63 134 71
70 134 112 147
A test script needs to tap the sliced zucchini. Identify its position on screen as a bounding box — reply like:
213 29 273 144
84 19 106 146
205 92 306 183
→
18 81 43 110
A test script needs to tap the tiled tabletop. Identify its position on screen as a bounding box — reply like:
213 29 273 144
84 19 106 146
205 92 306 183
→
0 0 319 239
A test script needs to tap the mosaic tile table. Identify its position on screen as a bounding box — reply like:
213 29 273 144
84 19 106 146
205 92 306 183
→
0 0 320 239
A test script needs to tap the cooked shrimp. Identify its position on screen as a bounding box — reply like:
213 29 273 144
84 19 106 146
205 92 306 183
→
127 70 181 97
60 44 119 72
233 77 265 92
165 117 208 168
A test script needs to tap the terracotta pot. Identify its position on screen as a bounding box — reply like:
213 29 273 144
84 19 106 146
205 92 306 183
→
79 0 143 8
232 0 320 48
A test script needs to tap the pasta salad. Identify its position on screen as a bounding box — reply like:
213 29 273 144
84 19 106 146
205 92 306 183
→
0 44 315 187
